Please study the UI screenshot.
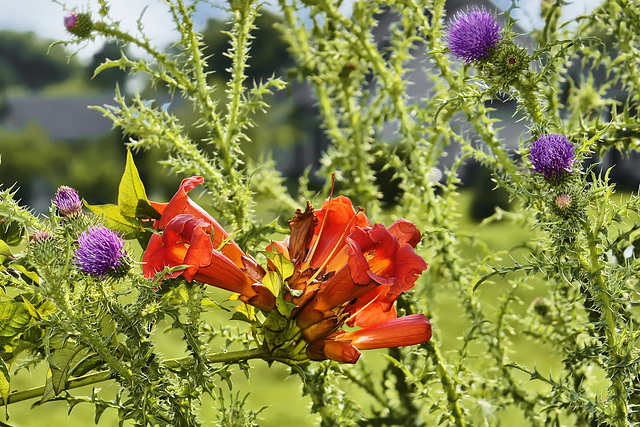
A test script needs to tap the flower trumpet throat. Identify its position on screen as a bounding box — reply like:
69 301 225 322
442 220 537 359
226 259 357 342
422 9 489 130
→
141 177 431 363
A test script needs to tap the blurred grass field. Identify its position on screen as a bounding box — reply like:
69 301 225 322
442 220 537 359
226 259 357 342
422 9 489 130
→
3 189 615 426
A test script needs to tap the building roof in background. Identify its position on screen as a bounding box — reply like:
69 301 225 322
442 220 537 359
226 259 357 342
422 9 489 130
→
1 95 115 140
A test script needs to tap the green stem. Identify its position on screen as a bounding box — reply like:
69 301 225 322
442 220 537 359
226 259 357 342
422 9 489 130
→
93 23 194 94
40 260 133 385
2 348 270 406
425 340 467 427
580 218 628 426
514 78 546 127
175 0 220 135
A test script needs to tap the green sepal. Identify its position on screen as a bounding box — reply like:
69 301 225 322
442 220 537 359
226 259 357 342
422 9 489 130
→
275 296 297 318
262 252 294 281
262 271 282 298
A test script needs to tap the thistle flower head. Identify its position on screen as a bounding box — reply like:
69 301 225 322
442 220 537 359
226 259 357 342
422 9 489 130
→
447 6 502 64
54 186 83 218
75 226 126 278
63 12 93 38
27 229 58 266
63 12 78 31
529 134 576 180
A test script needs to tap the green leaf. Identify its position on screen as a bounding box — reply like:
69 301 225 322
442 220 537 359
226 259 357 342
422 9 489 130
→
0 217 24 247
230 311 251 323
202 297 229 311
85 151 159 239
69 353 103 378
38 369 55 404
118 150 159 219
262 271 282 297
12 264 40 285
0 240 11 264
0 357 9 405
49 341 86 395
19 296 40 320
0 301 32 338
84 202 141 239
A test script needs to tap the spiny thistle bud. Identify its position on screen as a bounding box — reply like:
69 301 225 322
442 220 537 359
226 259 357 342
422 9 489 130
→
28 229 58 266
54 186 83 218
64 12 93 38
75 226 127 278
482 39 531 88
551 191 583 219
29 229 52 243
555 194 571 209
446 6 502 64
529 134 576 181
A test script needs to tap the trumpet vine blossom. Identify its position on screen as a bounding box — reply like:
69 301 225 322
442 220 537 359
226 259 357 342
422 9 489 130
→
142 178 431 363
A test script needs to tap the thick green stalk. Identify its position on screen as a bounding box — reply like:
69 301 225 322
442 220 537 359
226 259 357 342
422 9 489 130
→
425 340 467 427
580 218 628 426
514 78 546 127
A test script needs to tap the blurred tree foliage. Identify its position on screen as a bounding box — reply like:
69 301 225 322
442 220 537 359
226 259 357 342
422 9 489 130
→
0 17 314 211
0 123 124 207
0 30 82 91
0 31 129 207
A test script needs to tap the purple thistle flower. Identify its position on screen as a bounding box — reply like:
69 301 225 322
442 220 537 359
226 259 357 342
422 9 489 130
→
529 134 576 180
63 12 78 31
54 186 83 217
75 226 126 278
447 6 502 64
